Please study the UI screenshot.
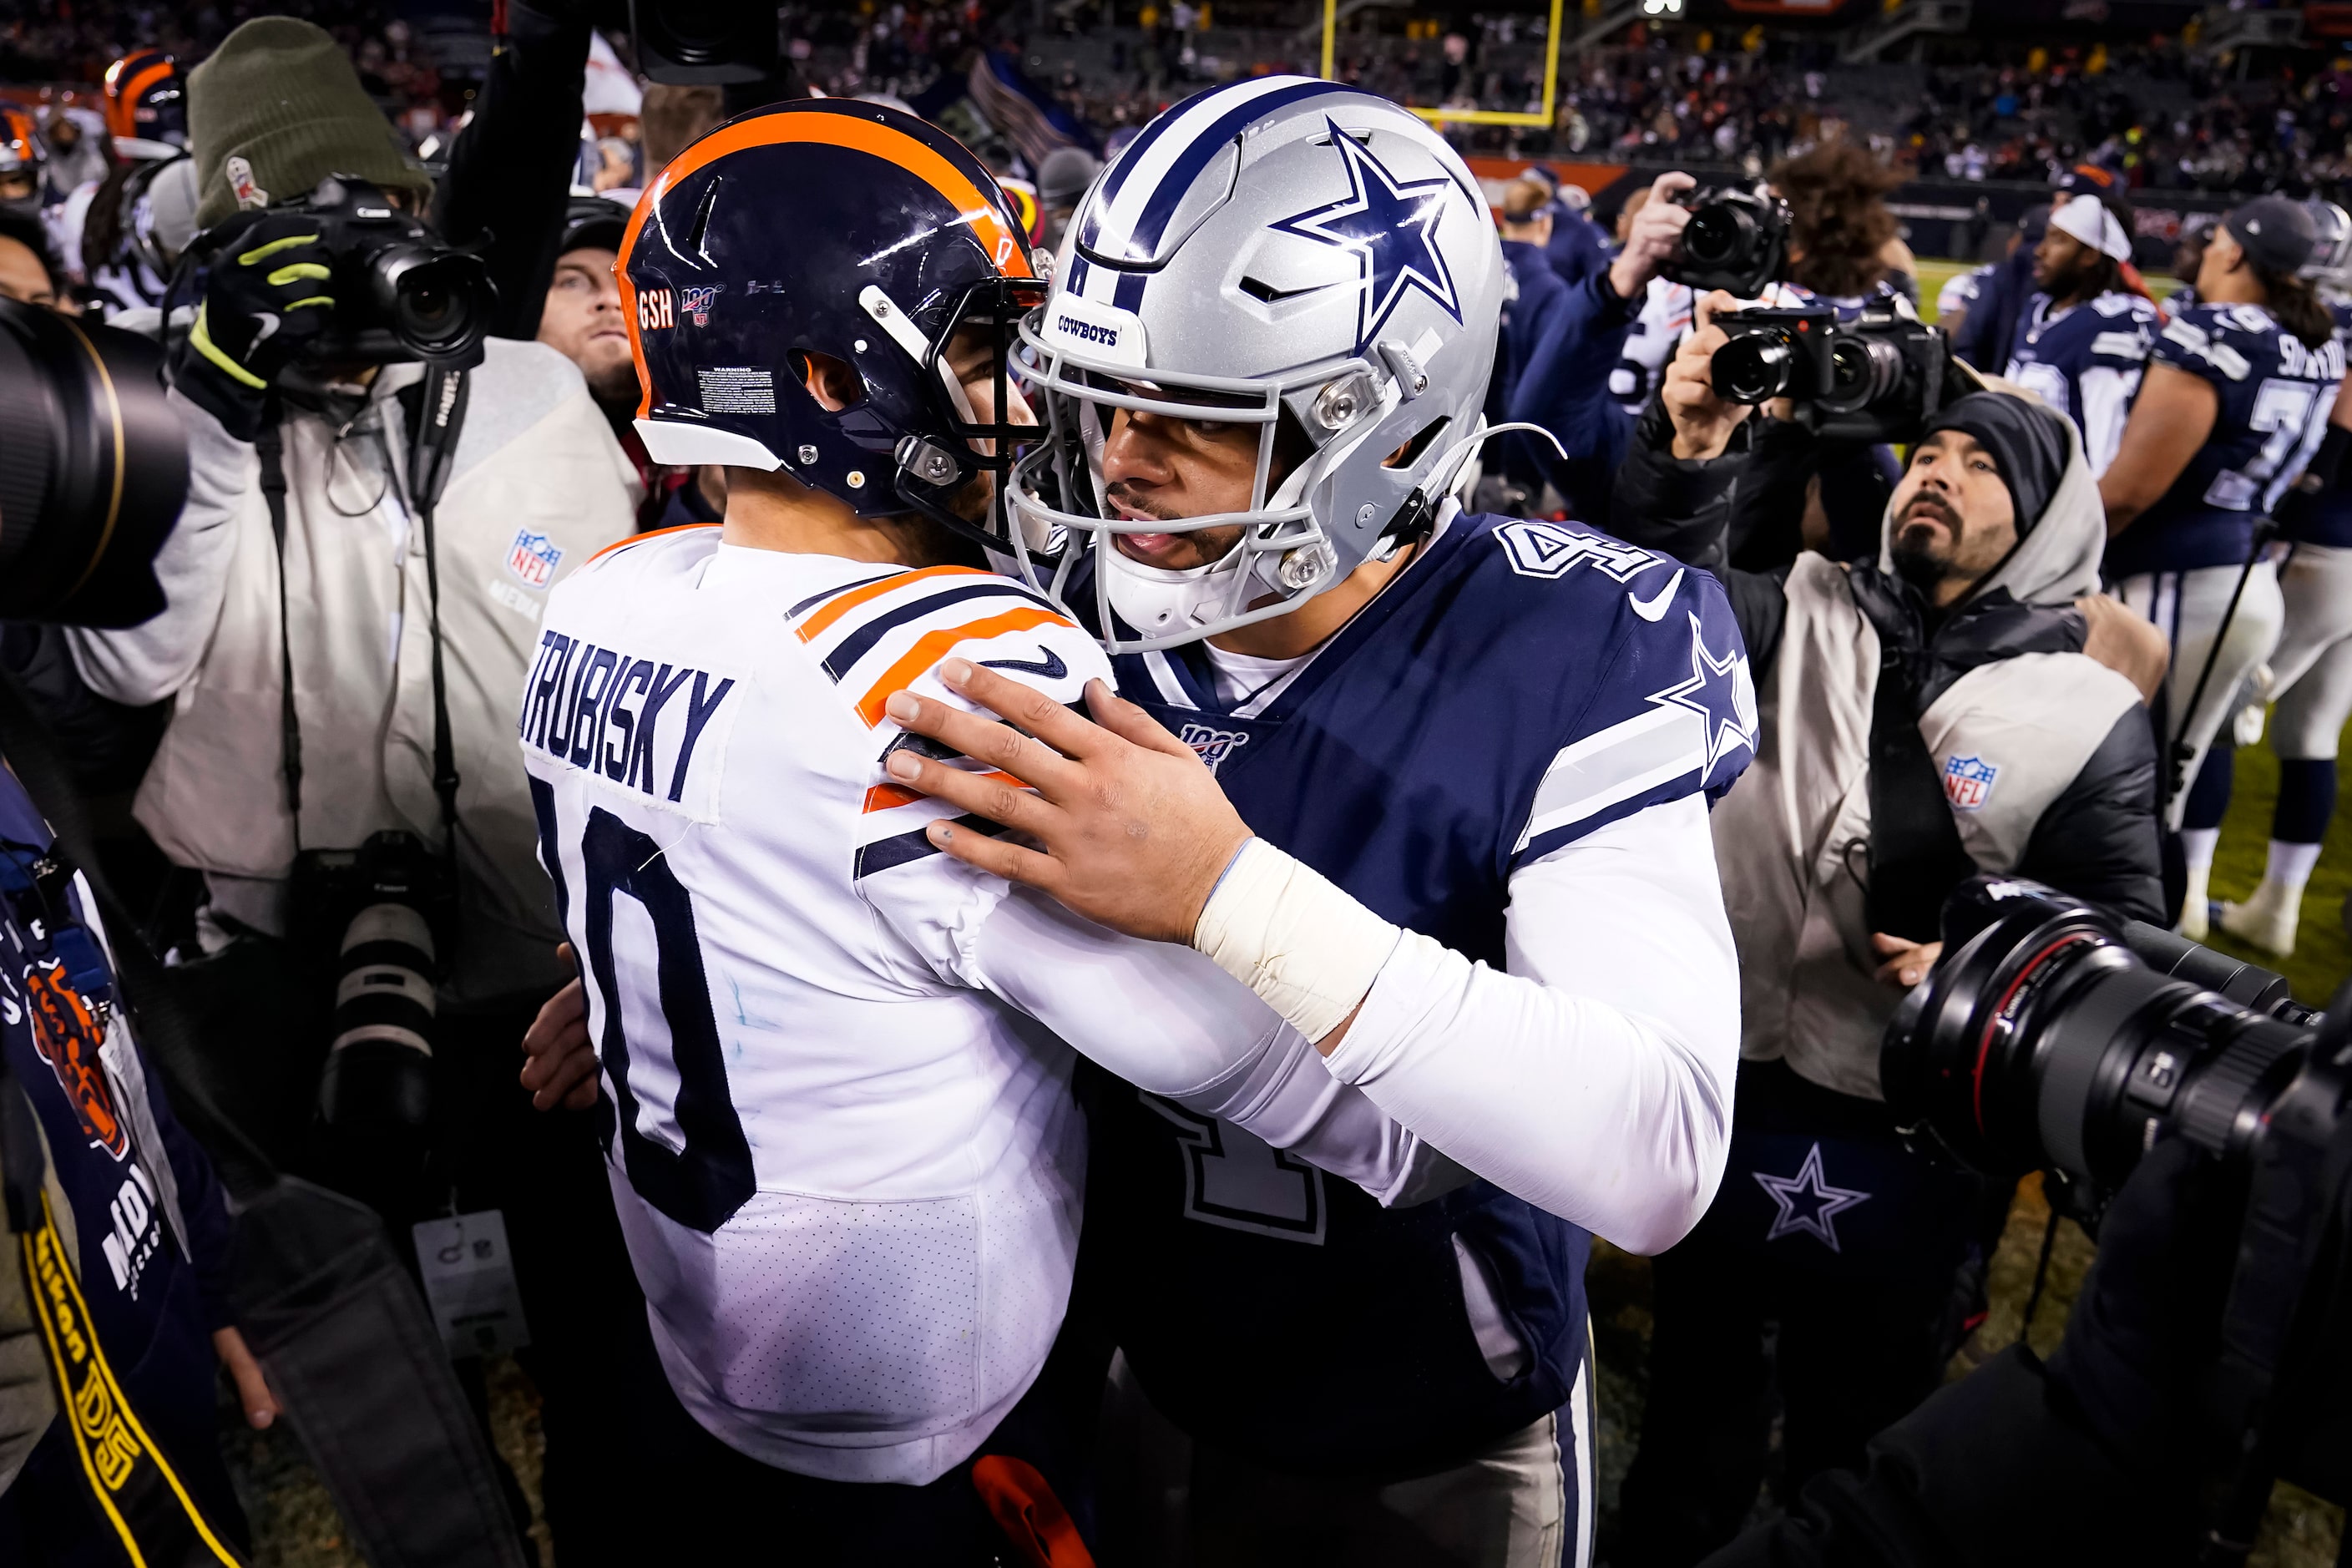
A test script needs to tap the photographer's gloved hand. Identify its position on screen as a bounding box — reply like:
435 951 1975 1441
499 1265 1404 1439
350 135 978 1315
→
2046 1136 2238 1479
175 213 338 440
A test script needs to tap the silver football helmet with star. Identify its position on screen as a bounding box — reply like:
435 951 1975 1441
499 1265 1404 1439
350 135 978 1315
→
1012 77 1507 650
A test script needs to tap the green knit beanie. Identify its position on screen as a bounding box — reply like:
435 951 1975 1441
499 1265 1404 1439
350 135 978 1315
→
188 17 434 233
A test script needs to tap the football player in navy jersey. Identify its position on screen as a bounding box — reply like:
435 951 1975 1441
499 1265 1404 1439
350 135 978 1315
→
881 77 1748 1566
2218 200 2352 956
2003 195 2160 478
2101 195 2344 933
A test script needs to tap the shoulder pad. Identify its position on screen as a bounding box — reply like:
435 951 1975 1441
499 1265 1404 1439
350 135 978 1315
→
790 565 1104 730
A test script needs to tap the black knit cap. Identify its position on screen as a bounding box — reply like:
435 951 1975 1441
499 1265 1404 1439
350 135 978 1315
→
1924 392 2071 532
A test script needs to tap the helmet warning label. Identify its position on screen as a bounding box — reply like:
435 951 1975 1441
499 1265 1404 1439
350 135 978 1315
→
697 367 776 415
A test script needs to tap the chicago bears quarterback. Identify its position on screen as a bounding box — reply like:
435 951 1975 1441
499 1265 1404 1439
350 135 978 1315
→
513 100 1454 1561
885 78 1748 1565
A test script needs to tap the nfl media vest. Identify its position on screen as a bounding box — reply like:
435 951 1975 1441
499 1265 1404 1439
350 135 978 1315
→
68 338 638 1003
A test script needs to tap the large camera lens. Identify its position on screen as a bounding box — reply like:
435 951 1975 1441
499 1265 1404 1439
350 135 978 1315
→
0 300 185 627
365 244 495 365
1882 878 2318 1190
1714 332 1798 405
1818 331 1907 417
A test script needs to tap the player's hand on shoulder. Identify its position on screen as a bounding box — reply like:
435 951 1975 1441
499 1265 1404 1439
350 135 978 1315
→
881 661 1252 944
519 944 599 1112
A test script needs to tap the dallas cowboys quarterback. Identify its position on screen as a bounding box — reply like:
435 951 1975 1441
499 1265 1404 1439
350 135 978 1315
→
515 99 1467 1561
883 77 1749 1566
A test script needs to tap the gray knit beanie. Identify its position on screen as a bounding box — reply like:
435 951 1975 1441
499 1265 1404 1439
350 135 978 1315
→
188 17 433 233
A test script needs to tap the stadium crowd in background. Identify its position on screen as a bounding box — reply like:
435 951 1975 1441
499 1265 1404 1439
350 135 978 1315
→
3 3 2352 1567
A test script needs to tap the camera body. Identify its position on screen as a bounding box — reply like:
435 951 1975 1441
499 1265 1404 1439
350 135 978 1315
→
295 830 456 1147
1712 301 1951 443
1667 185 1790 297
1882 876 2352 1504
282 175 495 368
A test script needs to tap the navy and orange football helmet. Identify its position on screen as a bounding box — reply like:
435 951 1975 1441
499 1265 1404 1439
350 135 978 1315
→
0 107 43 214
104 50 185 147
620 100 1049 565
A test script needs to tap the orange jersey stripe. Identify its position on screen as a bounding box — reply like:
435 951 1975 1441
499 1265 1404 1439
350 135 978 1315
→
862 769 1025 814
793 564 995 643
856 606 1074 727
585 520 721 566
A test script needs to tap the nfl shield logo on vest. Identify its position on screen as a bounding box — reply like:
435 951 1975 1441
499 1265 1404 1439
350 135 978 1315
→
506 529 564 591
1944 754 1998 812
1180 722 1251 775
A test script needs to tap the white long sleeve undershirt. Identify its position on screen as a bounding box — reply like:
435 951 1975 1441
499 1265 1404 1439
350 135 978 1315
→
1320 792 1741 1253
967 885 1462 1207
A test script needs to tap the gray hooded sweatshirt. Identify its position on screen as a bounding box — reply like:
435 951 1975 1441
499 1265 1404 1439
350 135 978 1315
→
1707 413 2163 1100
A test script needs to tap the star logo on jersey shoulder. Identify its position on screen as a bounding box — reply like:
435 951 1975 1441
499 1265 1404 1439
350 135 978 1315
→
1269 118 1463 352
1647 612 1758 786
1754 1143 1871 1252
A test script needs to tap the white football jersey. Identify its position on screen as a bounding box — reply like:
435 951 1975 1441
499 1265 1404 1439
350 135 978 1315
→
518 524 1115 1485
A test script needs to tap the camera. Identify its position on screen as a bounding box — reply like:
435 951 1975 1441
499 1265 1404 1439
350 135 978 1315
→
223 175 497 369
0 298 186 627
297 831 456 1149
1712 301 1955 443
1883 876 2352 1505
1667 186 1790 297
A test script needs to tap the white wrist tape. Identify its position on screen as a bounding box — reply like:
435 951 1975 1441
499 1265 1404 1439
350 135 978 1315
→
1191 838 1403 1044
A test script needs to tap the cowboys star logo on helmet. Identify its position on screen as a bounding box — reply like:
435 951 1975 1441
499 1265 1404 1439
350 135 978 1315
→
1267 116 1464 352
1019 77 1507 651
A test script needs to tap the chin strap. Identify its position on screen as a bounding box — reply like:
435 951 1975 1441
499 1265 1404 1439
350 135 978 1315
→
1380 419 1571 551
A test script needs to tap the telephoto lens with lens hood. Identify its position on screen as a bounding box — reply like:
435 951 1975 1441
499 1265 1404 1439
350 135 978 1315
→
312 832 452 1150
1882 876 2324 1191
1881 874 2352 1517
0 298 187 627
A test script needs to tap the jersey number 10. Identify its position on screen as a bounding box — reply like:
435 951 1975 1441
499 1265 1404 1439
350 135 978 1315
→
531 779 756 1235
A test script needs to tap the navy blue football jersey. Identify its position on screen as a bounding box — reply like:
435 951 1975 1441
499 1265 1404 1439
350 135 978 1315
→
2294 299 2352 549
1077 511 1754 1476
2002 289 2159 477
2107 301 2347 577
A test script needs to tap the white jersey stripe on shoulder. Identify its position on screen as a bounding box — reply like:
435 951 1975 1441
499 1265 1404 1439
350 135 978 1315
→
1512 706 1707 853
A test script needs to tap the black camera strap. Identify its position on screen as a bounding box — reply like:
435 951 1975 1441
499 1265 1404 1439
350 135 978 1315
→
408 362 469 863
253 367 470 863
255 405 305 852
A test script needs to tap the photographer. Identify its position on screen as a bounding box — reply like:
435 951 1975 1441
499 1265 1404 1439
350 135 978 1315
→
1611 298 2167 1565
1773 140 1919 312
1503 170 1694 522
58 17 637 1553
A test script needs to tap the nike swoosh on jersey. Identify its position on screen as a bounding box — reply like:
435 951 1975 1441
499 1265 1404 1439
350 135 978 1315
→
1630 569 1684 623
979 647 1069 680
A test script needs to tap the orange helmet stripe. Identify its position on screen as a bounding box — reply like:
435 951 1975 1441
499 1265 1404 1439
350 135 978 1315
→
617 109 1032 423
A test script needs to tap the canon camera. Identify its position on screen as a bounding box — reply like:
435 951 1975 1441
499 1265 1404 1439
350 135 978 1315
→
1882 877 2352 1510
